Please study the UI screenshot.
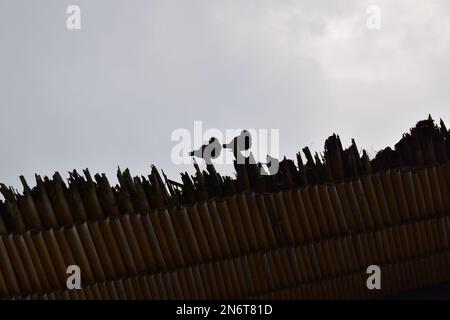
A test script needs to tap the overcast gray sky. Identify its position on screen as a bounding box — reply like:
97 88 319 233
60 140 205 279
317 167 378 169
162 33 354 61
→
1 0 450 188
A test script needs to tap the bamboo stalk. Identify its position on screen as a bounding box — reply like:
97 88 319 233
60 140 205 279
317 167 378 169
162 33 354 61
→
42 229 70 286
317 185 341 236
232 258 249 297
123 278 136 300
197 201 226 259
109 218 138 275
235 193 260 251
412 172 428 219
333 238 350 274
353 179 376 229
327 185 349 235
2 234 32 294
0 268 10 298
30 232 61 288
0 206 7 235
437 165 450 213
344 181 366 232
380 171 402 224
66 183 88 222
208 201 239 257
336 184 358 235
204 263 220 299
76 223 106 281
253 193 278 248
281 190 305 244
33 175 59 228
167 209 194 266
23 231 51 291
46 173 74 226
64 226 95 284
250 253 268 293
140 214 169 271
168 270 184 299
418 168 437 217
12 234 42 292
341 236 358 273
161 208 189 267
299 188 323 239
146 212 177 269
308 186 331 237
428 167 445 216
118 215 147 273
361 176 384 228
145 275 160 300
95 174 120 217
87 222 118 278
186 204 213 261
226 195 252 252
18 176 42 230
176 206 204 263
0 184 27 233
53 227 75 269
129 214 158 272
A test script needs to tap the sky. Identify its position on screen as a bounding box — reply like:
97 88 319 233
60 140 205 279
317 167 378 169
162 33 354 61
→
1 0 450 189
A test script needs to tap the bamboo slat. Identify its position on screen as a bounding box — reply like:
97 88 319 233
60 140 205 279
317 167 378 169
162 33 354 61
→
236 193 260 251
215 200 241 257
22 231 51 291
146 212 177 269
227 195 252 252
128 214 158 272
87 222 118 278
42 229 70 286
2 164 450 299
108 218 138 274
76 223 106 281
64 226 95 284
317 185 341 236
117 215 147 273
2 235 32 294
31 232 62 288
12 234 42 292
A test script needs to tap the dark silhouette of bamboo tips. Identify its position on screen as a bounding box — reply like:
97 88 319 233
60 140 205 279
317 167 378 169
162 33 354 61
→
1 116 450 234
1 116 450 299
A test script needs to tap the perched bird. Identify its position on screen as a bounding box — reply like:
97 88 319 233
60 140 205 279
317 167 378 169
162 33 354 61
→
189 137 222 164
223 130 252 159
265 155 280 175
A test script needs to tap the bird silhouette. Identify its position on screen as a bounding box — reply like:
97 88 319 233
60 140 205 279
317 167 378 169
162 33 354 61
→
265 155 280 175
222 130 252 159
189 137 222 164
